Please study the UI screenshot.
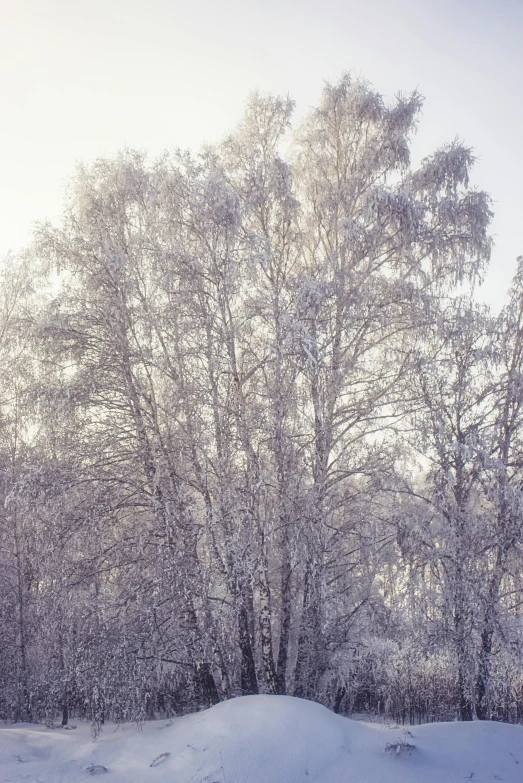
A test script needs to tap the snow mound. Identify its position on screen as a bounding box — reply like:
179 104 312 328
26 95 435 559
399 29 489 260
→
0 695 522 782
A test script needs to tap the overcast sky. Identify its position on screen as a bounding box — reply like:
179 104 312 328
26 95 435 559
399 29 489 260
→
1 0 521 310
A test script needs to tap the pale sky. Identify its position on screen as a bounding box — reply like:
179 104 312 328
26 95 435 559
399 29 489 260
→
1 0 522 310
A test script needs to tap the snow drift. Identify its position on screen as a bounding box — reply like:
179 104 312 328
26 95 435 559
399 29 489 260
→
0 695 522 782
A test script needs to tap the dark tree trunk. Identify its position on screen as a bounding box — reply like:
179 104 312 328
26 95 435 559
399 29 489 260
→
258 566 278 694
238 603 258 695
333 685 346 714
293 562 311 698
276 545 292 695
458 666 473 721
475 626 493 720
293 555 324 700
195 662 220 707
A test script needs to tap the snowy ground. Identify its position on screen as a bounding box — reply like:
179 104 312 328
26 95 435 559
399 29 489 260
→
0 695 522 783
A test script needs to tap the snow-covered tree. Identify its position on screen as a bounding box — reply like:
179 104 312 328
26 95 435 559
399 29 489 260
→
3 72 519 727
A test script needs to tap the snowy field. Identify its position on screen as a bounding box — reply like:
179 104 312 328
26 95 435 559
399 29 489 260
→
0 695 522 783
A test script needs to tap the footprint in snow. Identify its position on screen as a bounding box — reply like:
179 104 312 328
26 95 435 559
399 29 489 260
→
87 763 109 775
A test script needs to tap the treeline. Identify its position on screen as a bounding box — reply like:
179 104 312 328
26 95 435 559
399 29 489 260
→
0 74 522 727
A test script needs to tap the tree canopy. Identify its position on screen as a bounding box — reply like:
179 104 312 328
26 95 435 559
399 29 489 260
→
1 74 522 727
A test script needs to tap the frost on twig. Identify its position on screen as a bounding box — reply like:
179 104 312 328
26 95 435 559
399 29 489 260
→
384 740 415 757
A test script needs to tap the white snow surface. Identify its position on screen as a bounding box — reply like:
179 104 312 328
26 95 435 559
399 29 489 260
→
0 695 522 782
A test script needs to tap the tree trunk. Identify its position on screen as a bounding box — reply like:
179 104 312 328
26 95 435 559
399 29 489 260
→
14 516 32 723
475 626 493 720
195 662 220 707
238 602 258 695
258 565 278 693
455 609 473 721
333 685 346 714
293 561 312 698
276 542 292 695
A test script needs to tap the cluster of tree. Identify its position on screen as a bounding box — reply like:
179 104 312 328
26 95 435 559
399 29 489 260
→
1 74 522 728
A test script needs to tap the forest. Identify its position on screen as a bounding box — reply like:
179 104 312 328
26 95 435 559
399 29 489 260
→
0 74 522 729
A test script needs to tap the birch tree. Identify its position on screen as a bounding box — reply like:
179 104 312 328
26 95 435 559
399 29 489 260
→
0 71 505 724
